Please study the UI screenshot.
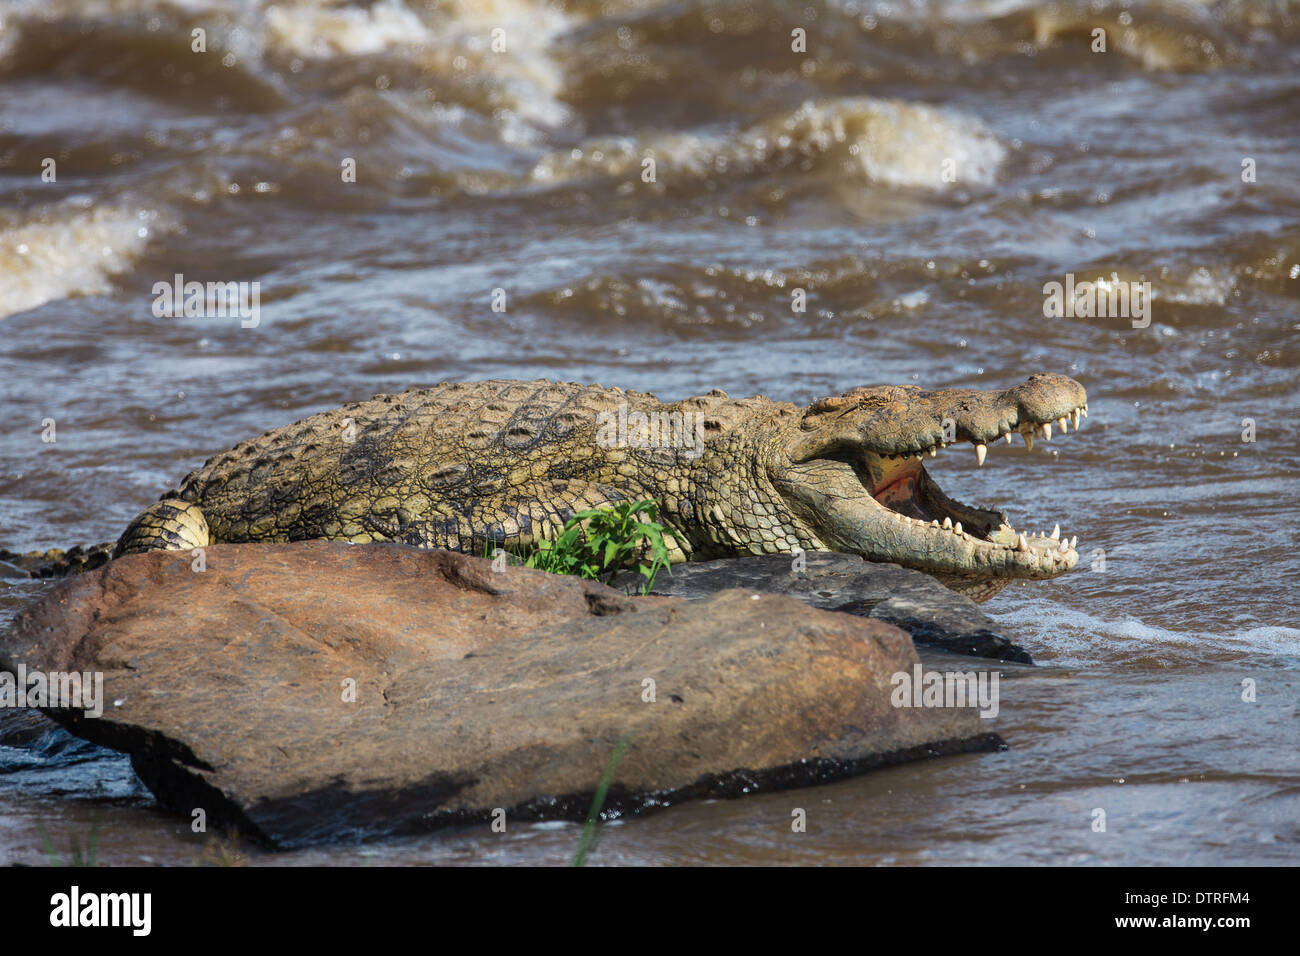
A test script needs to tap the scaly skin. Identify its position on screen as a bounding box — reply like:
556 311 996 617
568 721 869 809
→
110 375 1089 601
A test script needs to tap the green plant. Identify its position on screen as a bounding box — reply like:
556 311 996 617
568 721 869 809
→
572 732 633 867
201 827 248 867
521 500 671 595
38 821 100 867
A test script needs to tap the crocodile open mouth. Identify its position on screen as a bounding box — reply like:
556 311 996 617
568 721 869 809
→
772 372 1089 600
859 402 1087 576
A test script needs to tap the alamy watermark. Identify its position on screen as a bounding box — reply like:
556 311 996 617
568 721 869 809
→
50 886 151 936
596 402 704 459
891 663 999 718
151 273 260 328
0 664 104 718
1043 272 1151 328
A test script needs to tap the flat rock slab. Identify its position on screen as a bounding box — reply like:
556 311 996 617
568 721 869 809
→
617 553 1032 663
1 542 1000 848
0 707 65 750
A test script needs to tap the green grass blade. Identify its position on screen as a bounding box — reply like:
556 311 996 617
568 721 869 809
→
571 732 634 867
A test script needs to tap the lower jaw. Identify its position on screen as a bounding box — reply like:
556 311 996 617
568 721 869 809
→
772 460 1074 596
870 471 1076 584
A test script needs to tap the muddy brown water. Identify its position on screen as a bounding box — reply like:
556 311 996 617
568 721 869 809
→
0 0 1297 865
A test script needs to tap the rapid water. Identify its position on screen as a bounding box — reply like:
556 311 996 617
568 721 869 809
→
0 0 1296 865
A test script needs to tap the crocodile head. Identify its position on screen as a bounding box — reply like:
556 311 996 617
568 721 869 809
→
771 373 1088 602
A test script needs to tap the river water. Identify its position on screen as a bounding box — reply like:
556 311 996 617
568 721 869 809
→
0 0 1296 865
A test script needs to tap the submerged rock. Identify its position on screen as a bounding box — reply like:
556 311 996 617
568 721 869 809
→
0 542 1000 847
0 544 112 578
0 707 64 749
616 553 1032 663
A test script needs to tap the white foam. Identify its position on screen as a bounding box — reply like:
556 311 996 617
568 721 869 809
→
264 0 433 58
0 204 166 319
262 0 577 129
988 601 1300 668
1155 265 1236 306
8 0 581 132
533 97 1006 191
895 289 931 310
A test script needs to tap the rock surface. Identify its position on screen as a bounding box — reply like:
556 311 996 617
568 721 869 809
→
0 542 999 847
615 553 1032 663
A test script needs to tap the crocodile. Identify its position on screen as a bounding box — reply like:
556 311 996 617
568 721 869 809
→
101 374 1088 602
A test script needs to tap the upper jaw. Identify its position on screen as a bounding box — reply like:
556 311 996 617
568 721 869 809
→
791 372 1088 462
861 390 1089 460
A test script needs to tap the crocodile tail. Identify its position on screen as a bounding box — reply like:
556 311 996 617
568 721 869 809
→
1 498 211 579
113 499 211 557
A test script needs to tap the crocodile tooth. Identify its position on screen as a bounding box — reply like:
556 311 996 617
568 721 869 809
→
931 520 939 527
1017 533 1029 551
975 444 987 467
1042 422 1052 441
1071 408 1081 429
1081 405 1088 417
1070 535 1078 549
953 522 962 535
1051 524 1060 539
929 447 937 458
1003 432 1013 444
942 517 952 529
1057 416 1068 433
1024 431 1035 451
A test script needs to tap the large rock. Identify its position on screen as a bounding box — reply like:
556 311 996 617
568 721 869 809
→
617 553 1032 663
0 542 1000 847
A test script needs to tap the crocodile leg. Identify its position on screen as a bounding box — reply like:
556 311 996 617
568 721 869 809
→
113 499 211 557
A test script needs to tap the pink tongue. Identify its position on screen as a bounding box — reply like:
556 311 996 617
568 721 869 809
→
873 474 929 520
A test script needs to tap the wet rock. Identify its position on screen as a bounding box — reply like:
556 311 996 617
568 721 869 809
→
0 541 999 847
0 706 132 782
0 707 64 749
616 552 1032 663
0 544 112 579
0 559 30 580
